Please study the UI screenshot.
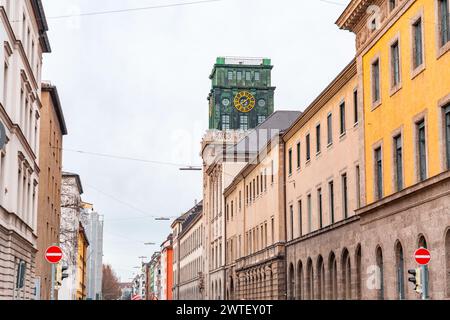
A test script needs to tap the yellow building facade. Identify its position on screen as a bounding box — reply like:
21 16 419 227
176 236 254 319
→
76 225 89 300
343 0 450 203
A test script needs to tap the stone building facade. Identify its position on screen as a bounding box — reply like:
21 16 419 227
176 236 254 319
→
35 82 66 300
0 0 50 300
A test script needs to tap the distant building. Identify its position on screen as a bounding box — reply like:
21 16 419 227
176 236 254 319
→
160 235 173 300
58 172 89 300
146 252 161 300
82 202 104 300
35 83 67 300
172 201 204 300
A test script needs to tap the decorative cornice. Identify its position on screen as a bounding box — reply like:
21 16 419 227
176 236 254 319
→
336 0 373 31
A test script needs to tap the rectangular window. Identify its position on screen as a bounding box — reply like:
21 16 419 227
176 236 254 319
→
329 181 335 224
316 124 321 153
394 135 403 191
237 71 242 81
417 120 427 181
245 71 251 81
375 147 383 200
340 102 346 135
327 113 333 145
342 173 348 219
372 59 380 103
356 165 361 209
318 188 323 229
439 0 450 47
353 90 359 124
222 115 230 130
240 115 248 130
445 105 450 169
271 160 274 184
258 115 266 124
288 148 292 175
298 200 303 237
296 142 301 169
306 134 311 161
255 71 260 81
227 71 233 80
413 18 423 69
289 205 294 241
3 63 8 107
307 194 312 233
271 218 275 244
391 41 400 87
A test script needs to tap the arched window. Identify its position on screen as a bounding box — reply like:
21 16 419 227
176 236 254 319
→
355 245 362 299
376 246 384 300
317 256 325 300
395 241 405 300
306 258 314 300
288 263 295 300
328 252 338 299
418 234 428 248
446 229 450 297
342 248 352 299
296 260 304 300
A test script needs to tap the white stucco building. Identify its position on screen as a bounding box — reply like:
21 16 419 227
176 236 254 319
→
0 0 50 300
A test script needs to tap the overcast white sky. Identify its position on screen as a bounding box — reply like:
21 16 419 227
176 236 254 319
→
41 0 354 281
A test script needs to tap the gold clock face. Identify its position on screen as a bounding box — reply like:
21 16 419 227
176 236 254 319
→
234 91 256 113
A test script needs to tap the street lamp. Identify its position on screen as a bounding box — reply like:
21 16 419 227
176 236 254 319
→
179 166 202 171
155 217 171 221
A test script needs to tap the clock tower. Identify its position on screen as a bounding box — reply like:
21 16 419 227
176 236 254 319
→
208 57 275 131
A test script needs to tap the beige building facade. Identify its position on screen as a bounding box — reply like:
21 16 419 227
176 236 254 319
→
0 0 50 300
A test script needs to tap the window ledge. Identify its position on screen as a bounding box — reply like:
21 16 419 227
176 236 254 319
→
389 83 402 97
371 99 382 111
437 41 450 60
339 132 347 141
411 64 425 80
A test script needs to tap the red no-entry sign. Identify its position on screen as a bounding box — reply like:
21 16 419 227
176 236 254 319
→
45 246 63 264
414 247 431 265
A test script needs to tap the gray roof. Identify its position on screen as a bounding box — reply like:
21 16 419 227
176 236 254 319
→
227 110 301 156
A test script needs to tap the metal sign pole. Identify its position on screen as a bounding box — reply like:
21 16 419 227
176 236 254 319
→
421 265 429 300
50 263 55 301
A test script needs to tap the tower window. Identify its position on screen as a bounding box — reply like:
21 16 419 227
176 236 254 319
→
257 115 266 124
245 71 251 81
254 71 260 81
240 115 248 131
222 115 230 130
237 71 242 81
227 71 233 81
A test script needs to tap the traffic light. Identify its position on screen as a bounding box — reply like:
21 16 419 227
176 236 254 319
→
56 263 69 288
408 268 422 294
61 265 69 281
